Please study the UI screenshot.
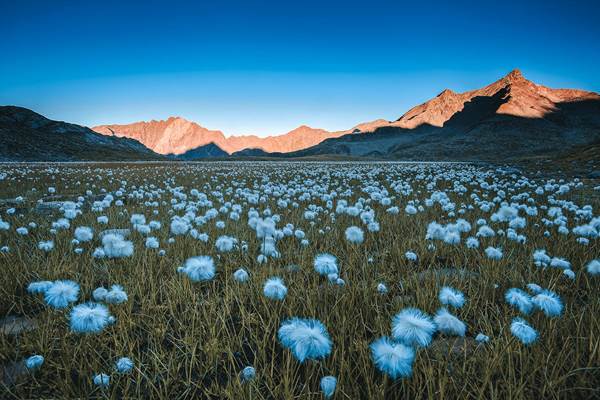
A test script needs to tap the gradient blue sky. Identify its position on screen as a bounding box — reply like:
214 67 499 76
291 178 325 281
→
1 0 599 137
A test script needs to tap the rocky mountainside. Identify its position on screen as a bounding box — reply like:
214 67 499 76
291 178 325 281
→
92 69 599 160
284 70 600 160
173 142 229 159
390 69 598 129
3 69 597 162
93 117 388 155
93 117 229 155
0 106 162 161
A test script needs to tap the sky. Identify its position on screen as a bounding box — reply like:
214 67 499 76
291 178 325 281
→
1 0 599 137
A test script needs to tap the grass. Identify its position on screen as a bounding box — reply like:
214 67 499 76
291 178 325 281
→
1 161 599 399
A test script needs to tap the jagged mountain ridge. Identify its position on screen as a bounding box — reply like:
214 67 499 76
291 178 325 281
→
389 69 598 129
284 69 600 160
3 69 598 162
93 118 390 155
92 69 598 157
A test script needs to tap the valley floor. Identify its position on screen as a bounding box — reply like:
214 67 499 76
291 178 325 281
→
1 162 599 399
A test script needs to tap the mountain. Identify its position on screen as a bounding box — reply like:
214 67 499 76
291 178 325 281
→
231 148 273 157
4 69 598 162
391 69 597 128
0 106 162 161
283 69 600 160
93 118 388 155
93 117 229 155
92 69 599 160
172 142 228 159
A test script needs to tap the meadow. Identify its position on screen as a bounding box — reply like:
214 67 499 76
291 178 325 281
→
0 161 599 399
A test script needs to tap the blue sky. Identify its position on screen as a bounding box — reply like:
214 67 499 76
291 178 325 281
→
1 0 599 136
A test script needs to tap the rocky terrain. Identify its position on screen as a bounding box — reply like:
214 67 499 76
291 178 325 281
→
2 70 599 163
91 70 600 161
92 119 390 156
285 70 600 161
0 106 162 162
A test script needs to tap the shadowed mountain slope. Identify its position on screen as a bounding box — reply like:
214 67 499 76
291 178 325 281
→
3 69 598 162
93 118 389 155
171 142 229 159
0 106 162 162
280 70 600 160
92 69 599 160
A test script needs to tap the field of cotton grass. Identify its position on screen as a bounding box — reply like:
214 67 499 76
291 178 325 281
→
1 161 599 399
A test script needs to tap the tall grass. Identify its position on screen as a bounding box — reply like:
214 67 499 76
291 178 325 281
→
0 162 599 399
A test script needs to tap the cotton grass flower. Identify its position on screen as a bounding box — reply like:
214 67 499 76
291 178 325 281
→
25 355 44 370
345 226 364 244
102 233 134 258
93 248 106 258
130 214 146 225
563 269 575 280
38 240 54 252
485 246 503 260
93 373 110 388
74 226 93 242
405 204 417 215
263 277 287 300
533 249 551 267
466 237 480 249
391 308 436 347
215 235 237 252
115 357 134 374
550 257 571 269
476 225 495 237
145 236 159 249
233 268 249 283
531 290 563 317
434 308 466 336
278 318 332 362
510 317 538 345
241 366 256 382
44 280 79 309
370 337 415 379
170 218 189 235
367 221 380 232
70 302 112 333
314 253 338 275
505 288 533 314
587 259 600 276
439 286 465 308
178 256 215 282
475 333 490 343
443 230 460 245
93 287 109 301
320 376 337 398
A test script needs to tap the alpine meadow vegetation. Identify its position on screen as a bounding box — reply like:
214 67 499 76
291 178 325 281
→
0 161 599 399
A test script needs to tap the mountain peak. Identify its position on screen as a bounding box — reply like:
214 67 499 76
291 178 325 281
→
503 68 526 83
293 124 317 130
166 116 189 123
392 68 599 129
437 88 456 98
90 69 600 157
